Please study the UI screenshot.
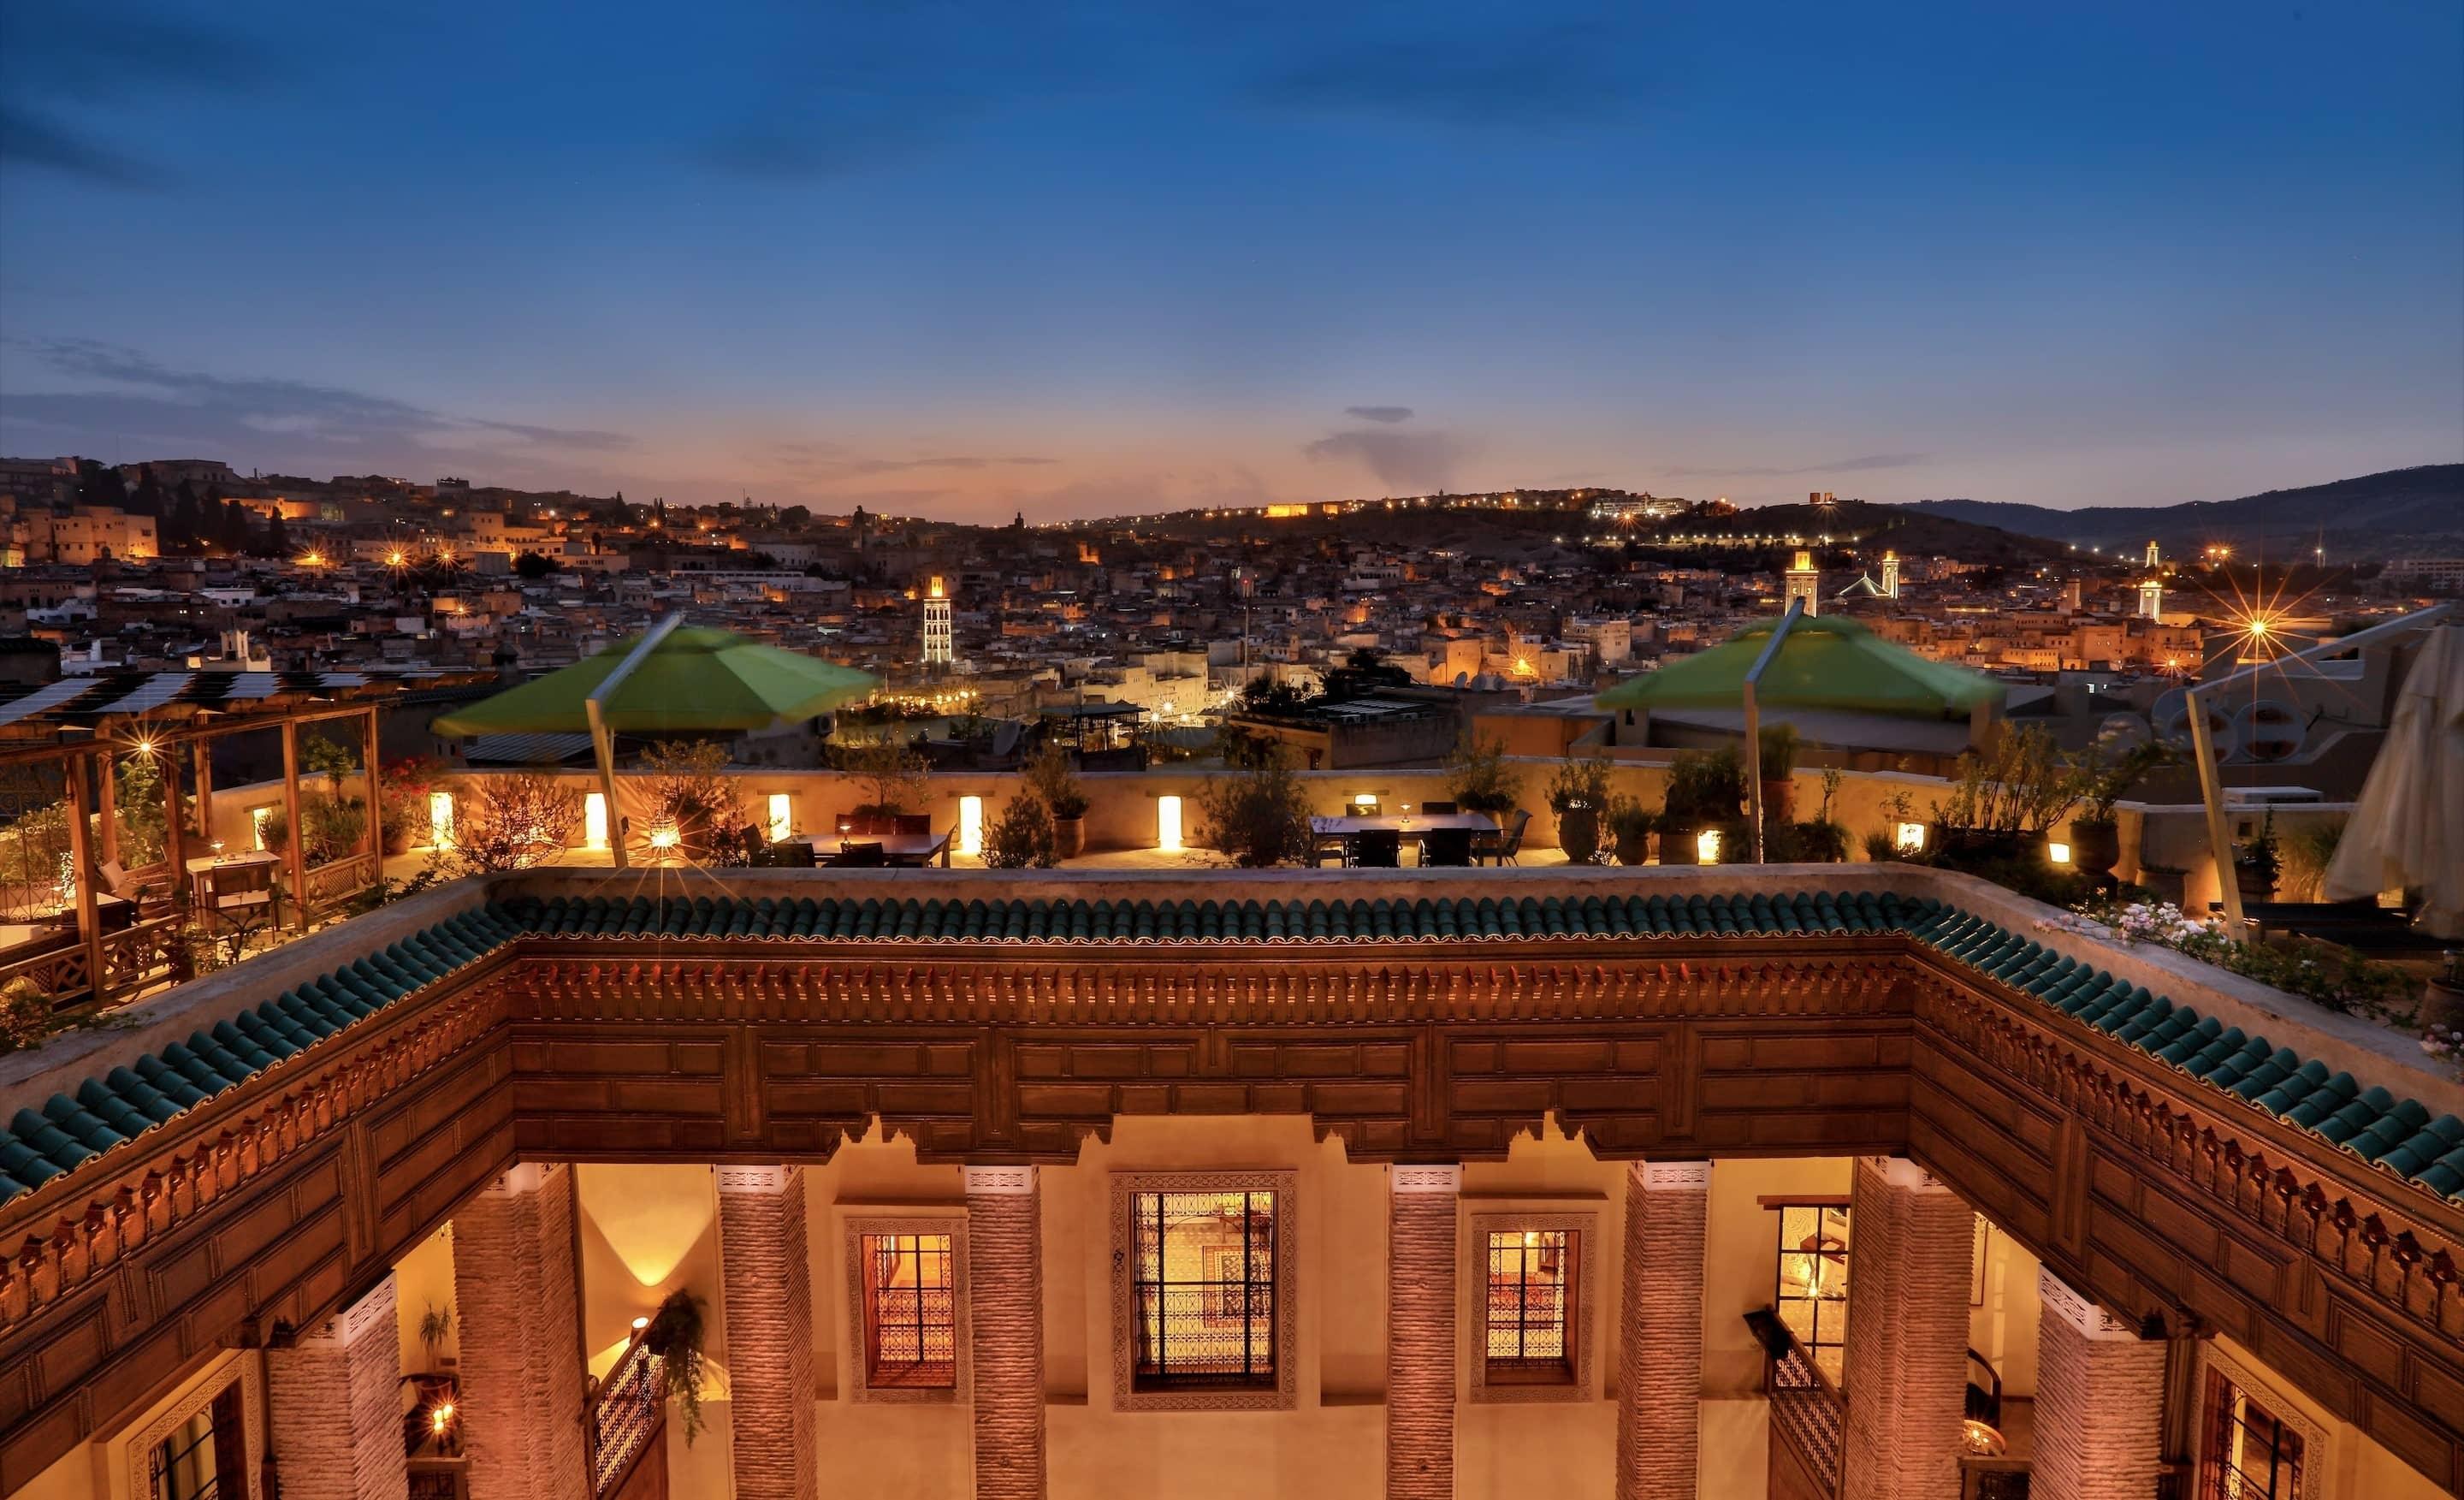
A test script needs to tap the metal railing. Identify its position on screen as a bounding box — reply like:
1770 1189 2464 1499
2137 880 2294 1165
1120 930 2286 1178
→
1747 1306 1844 1497
585 1329 668 1497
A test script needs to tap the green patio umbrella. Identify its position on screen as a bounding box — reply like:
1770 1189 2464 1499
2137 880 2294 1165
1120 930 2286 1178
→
1596 614 2003 720
432 625 879 736
433 618 879 869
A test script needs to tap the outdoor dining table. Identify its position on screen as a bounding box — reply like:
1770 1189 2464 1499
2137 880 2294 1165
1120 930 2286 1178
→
798 831 954 868
1309 812 1496 867
184 851 282 906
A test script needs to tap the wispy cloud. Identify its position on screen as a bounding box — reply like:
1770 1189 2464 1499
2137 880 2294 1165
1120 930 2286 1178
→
1253 21 1647 128
1344 405 1414 424
1305 426 1474 493
0 340 633 479
769 442 1058 477
1662 453 1931 478
0 2 277 187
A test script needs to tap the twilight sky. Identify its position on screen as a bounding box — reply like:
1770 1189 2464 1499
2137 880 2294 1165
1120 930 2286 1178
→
2 0 2459 524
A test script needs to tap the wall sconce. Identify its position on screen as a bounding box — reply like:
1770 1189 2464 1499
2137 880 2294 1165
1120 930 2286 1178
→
1158 795 1183 851
429 792 456 848
2047 840 2071 866
583 792 609 850
767 792 793 845
1896 821 1927 854
251 805 275 851
1696 827 1721 865
959 795 984 857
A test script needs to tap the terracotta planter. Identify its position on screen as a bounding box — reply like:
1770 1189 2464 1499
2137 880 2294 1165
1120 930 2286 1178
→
1613 831 1651 866
1052 816 1087 860
2420 975 2464 1032
1657 825 1697 867
2234 862 2276 902
1556 807 1601 865
1760 779 1795 824
2070 821 2121 879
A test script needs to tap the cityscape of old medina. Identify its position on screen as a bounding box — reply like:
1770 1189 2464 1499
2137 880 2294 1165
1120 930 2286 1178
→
3 4 2464 1500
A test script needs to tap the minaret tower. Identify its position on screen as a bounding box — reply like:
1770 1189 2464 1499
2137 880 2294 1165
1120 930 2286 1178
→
1881 550 1900 599
1783 549 1821 617
921 576 953 668
2138 578 2163 620
2144 540 2159 569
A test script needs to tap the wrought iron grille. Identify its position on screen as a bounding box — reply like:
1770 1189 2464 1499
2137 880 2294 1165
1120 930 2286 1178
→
1484 1229 1574 1382
1130 1189 1277 1388
1750 1308 1845 1499
2199 1369 2304 1499
589 1338 668 1497
148 1406 220 1500
862 1231 957 1388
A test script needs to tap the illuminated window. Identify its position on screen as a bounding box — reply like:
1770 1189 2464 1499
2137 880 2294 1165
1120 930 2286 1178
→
1130 1189 1278 1390
1774 1202 1851 1385
767 792 794 845
861 1231 957 1389
1111 1171 1297 1409
1485 1230 1576 1384
2199 1369 2306 1498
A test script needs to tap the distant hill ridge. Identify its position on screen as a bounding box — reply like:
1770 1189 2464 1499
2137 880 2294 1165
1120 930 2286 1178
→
1892 465 2462 556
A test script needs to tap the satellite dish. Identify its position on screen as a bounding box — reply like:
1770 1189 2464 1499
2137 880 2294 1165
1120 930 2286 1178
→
2231 700 2304 762
2093 714 2151 751
2153 688 2237 759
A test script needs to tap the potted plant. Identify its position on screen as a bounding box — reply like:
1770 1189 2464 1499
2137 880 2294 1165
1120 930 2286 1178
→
642 1289 709 1444
1443 733 1520 821
1195 754 1315 868
2426 951 2464 1032
982 794 1057 869
1546 753 1613 865
2233 814 2281 903
1023 743 1091 858
1658 748 1742 865
1756 723 1801 824
1605 797 1656 866
1929 726 2082 865
2069 739 2173 880
418 1302 453 1372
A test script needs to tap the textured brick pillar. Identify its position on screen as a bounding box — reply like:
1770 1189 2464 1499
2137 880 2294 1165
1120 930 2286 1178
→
1839 1157 1974 1500
1616 1160 1710 1500
718 1165 817 1500
2032 1270 2168 1500
453 1162 589 1500
267 1274 410 1500
1387 1165 1461 1500
966 1165 1046 1500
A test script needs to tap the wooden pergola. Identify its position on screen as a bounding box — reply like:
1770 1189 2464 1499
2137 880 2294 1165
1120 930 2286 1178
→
0 667 489 1012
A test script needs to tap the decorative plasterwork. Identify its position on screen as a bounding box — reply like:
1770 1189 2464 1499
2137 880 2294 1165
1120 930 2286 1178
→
961 1165 1037 1196
2036 1267 2142 1343
839 1211 970 1406
1107 1170 1300 1413
1639 1160 1712 1191
1863 1155 1952 1195
1466 1211 1602 1405
297 1273 396 1350
715 1164 799 1196
2195 1341 2331 1499
127 1353 264 1500
1392 1165 1463 1195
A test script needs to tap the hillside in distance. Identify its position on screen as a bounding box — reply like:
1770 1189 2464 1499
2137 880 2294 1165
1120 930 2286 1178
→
1893 465 2462 559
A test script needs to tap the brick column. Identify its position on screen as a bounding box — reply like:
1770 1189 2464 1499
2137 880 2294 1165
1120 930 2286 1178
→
2032 1270 2168 1500
453 1162 588 1500
717 1165 817 1500
966 1165 1046 1500
267 1274 411 1500
1387 1165 1460 1500
1839 1157 1974 1500
1615 1160 1710 1500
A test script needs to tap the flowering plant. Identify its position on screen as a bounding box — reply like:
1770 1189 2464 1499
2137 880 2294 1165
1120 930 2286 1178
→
2423 1026 2463 1082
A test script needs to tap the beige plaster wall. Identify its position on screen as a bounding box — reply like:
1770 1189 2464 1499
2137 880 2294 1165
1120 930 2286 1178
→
392 1220 460 1378
572 1162 733 1499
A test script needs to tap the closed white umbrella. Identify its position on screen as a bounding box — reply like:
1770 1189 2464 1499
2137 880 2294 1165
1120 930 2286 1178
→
2322 625 2464 936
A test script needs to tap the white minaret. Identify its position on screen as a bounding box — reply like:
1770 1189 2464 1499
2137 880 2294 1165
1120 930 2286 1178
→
2138 578 2163 620
2143 540 2159 569
1880 549 1901 599
921 576 954 668
1783 549 1821 617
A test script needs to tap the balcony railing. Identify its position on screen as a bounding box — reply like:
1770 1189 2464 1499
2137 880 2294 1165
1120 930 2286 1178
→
586 1327 668 1498
1747 1306 1843 1497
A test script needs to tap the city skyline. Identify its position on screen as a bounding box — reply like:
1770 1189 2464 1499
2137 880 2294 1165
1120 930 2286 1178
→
3 1 2461 523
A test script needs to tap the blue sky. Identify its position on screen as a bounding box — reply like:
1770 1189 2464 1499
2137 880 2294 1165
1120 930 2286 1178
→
2 0 2458 522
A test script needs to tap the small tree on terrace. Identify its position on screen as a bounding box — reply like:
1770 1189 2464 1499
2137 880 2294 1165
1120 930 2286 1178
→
1196 752 1315 868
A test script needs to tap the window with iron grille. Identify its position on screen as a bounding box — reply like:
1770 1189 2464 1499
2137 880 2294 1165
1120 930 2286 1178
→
2199 1368 2307 1499
1129 1189 1278 1390
148 1381 244 1500
1773 1202 1851 1386
1484 1229 1577 1384
861 1231 958 1389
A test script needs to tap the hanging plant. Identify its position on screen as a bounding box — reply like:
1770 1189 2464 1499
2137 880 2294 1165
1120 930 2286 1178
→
642 1289 709 1444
